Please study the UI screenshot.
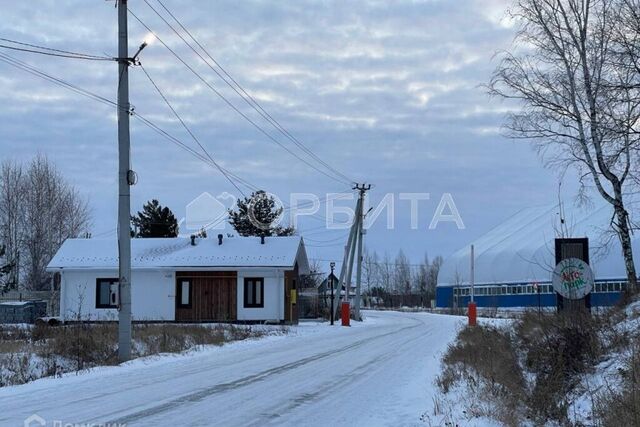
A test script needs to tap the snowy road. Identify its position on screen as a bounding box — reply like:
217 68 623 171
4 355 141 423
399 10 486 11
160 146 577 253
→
1 311 464 427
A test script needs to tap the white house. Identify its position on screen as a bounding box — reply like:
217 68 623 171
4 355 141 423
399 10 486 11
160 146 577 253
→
46 235 309 323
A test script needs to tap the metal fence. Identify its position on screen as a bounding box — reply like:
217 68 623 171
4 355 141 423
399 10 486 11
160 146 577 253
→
0 290 57 318
298 293 324 319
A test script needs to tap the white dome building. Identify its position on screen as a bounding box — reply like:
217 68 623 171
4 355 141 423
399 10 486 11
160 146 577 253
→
436 203 639 308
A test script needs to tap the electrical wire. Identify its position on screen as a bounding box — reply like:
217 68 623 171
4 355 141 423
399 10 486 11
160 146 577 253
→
304 232 350 243
147 0 355 185
309 258 431 269
0 52 117 107
140 64 248 197
0 38 114 61
140 64 354 224
127 7 352 186
0 51 346 227
0 52 254 195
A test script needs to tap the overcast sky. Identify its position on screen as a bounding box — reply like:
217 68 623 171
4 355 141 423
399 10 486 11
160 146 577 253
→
0 0 576 266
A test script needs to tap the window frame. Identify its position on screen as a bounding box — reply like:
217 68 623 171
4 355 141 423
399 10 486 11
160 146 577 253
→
95 278 119 309
244 277 265 308
176 278 192 309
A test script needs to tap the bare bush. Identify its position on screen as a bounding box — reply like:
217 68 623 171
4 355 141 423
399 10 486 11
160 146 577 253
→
437 310 610 425
0 322 283 387
437 325 526 425
594 335 640 426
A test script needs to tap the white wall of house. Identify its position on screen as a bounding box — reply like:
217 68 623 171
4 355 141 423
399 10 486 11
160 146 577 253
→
58 267 288 322
236 269 284 321
59 269 175 321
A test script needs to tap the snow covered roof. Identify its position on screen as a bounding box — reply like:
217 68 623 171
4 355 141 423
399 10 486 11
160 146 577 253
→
438 203 640 287
47 236 309 273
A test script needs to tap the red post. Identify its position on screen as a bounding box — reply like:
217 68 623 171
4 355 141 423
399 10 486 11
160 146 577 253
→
468 302 477 326
341 301 350 326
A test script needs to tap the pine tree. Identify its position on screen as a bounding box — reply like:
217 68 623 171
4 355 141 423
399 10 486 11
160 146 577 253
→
131 199 179 238
228 190 294 237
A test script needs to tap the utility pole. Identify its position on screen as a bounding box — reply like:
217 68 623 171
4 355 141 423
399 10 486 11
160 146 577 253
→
333 203 358 322
470 244 475 303
117 0 133 362
331 183 371 323
353 183 370 320
329 262 335 326
468 244 477 327
344 203 359 303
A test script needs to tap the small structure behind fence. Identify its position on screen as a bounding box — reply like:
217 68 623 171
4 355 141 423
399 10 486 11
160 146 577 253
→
0 290 56 323
0 300 47 323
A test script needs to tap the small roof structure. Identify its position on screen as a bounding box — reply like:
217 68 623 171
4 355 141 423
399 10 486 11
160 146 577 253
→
438 203 640 287
47 235 309 273
318 273 354 294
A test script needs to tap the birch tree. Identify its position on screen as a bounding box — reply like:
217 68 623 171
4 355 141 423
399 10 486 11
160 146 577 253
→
0 161 23 289
489 0 640 290
394 250 412 296
362 249 380 292
0 155 91 290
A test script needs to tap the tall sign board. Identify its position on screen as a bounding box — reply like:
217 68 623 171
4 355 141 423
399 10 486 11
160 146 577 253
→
554 238 591 311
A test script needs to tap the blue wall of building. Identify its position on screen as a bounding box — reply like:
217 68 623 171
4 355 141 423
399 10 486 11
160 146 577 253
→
436 285 622 308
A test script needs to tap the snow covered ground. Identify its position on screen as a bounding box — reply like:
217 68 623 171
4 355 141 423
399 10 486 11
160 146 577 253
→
0 311 465 427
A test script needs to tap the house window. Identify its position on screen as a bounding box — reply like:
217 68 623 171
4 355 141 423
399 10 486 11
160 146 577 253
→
96 278 118 309
176 279 192 308
244 278 264 308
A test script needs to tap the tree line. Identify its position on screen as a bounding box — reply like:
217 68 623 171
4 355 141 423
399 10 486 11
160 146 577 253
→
130 190 294 238
0 154 444 301
361 249 443 302
0 159 295 291
0 155 91 292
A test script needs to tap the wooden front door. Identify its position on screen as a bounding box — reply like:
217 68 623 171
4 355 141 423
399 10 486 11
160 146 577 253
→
175 271 237 321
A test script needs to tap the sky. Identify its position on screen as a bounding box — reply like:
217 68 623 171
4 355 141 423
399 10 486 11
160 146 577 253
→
0 0 576 267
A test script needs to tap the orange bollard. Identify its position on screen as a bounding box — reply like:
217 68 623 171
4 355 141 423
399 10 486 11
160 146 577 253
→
468 302 477 326
341 302 350 326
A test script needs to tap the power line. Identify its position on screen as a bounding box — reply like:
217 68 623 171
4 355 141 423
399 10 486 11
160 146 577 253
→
0 52 117 107
0 52 254 195
0 37 113 60
304 231 350 242
309 258 431 268
281 192 350 213
301 226 351 235
140 64 248 197
140 64 353 222
127 7 352 186
0 51 345 225
147 0 355 185
0 38 114 61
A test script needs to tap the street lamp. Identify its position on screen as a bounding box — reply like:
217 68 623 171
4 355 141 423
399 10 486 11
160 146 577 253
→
330 262 335 326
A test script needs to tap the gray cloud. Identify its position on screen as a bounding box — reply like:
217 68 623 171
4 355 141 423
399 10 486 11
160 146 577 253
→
0 0 566 263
